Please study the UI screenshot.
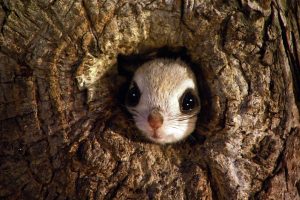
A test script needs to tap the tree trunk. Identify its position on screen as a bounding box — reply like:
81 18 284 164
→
0 0 300 199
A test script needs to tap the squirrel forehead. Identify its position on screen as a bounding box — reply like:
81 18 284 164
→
133 59 196 92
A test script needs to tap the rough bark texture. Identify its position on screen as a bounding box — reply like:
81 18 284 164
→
0 0 300 199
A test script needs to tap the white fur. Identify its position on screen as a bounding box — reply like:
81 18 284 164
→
127 58 200 144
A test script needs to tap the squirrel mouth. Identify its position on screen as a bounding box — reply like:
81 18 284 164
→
151 131 162 139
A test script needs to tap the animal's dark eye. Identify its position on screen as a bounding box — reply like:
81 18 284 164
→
180 89 199 113
126 82 141 107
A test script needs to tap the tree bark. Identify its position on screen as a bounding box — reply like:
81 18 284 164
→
0 0 300 199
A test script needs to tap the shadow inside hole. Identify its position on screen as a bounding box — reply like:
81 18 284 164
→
117 46 212 144
193 65 213 131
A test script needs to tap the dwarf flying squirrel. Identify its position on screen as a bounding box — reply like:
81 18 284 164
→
125 58 200 144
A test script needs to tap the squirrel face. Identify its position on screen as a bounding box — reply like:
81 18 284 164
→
126 58 200 144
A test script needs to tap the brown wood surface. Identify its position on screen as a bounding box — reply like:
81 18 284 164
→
0 0 300 199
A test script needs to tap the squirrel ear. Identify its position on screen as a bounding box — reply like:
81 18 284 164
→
175 58 186 66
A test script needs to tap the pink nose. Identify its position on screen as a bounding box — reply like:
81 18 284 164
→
147 110 163 130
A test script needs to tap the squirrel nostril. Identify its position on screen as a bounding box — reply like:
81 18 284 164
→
147 110 163 130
